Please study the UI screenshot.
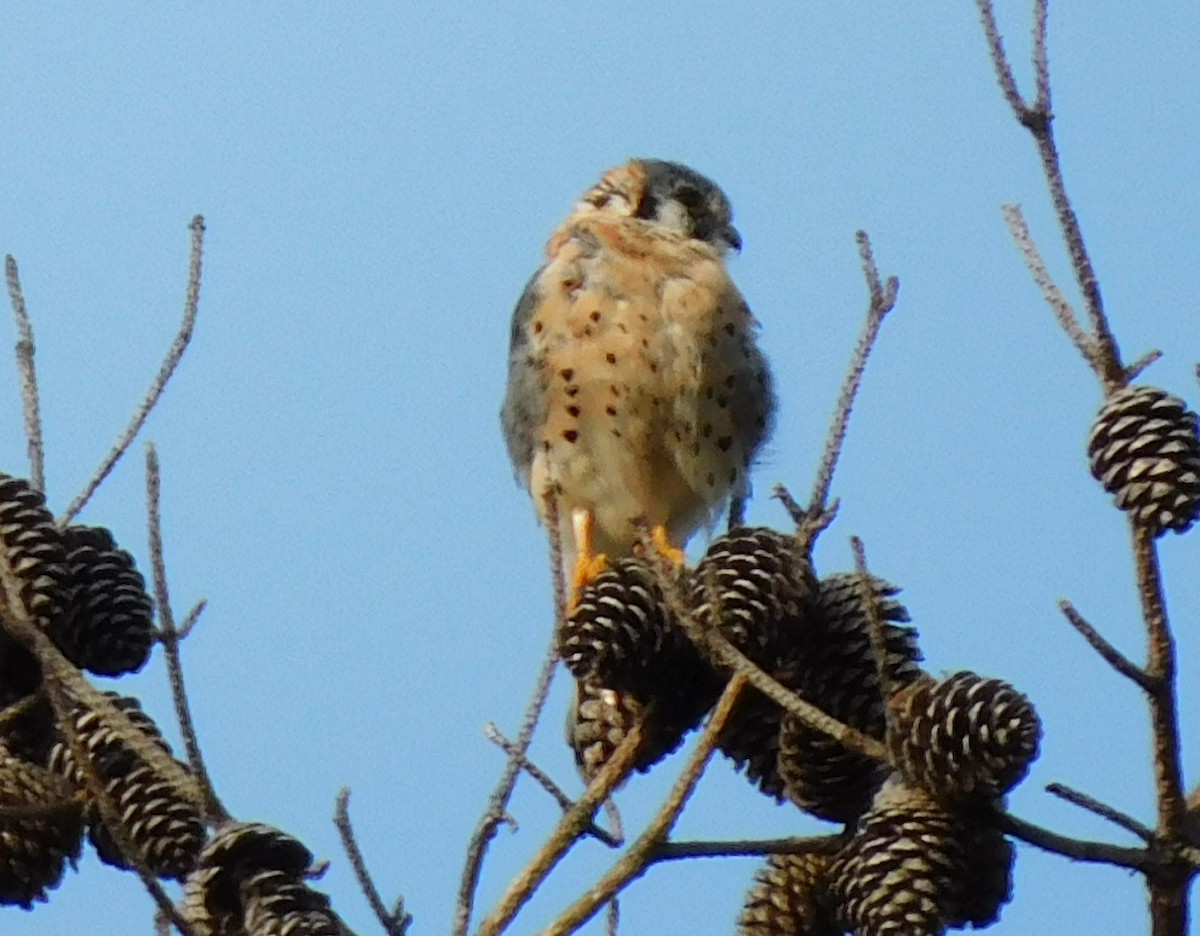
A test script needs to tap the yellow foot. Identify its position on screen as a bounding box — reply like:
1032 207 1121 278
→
569 509 609 609
649 524 686 568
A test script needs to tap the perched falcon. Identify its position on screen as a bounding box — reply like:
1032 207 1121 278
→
501 158 775 592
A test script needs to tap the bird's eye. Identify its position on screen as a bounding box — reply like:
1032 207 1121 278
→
674 186 703 209
634 192 659 220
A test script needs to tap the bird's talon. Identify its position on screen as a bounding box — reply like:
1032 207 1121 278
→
649 525 686 568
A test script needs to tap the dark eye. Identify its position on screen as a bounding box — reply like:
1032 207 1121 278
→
675 186 704 209
634 191 659 219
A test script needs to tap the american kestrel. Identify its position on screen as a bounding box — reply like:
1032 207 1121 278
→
501 158 774 592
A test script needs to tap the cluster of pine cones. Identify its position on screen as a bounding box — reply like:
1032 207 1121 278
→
0 472 352 934
560 526 1042 936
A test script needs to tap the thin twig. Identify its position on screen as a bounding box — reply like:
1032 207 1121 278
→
978 2 1124 388
1125 349 1163 383
37 654 199 935
455 487 565 936
146 444 227 824
851 537 899 745
335 789 412 936
1046 781 1154 842
541 676 748 936
60 215 206 524
484 723 621 848
174 598 208 642
5 256 45 492
474 712 649 936
996 810 1148 870
650 835 842 865
659 565 889 764
802 233 897 555
1000 204 1097 366
974 0 1032 121
1058 599 1151 690
605 897 619 936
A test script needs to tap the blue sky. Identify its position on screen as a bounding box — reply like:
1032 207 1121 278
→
3 3 1198 934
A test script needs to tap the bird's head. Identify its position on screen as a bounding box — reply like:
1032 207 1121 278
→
575 158 741 253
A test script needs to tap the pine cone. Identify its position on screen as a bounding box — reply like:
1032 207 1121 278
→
48 691 203 879
689 527 816 670
0 744 84 908
568 676 712 780
240 870 351 936
1087 384 1200 536
51 525 154 676
560 558 706 698
776 713 887 824
770 573 920 822
0 695 56 766
187 822 315 921
717 691 789 799
829 779 1008 936
737 851 837 936
889 671 1041 803
0 474 66 631
802 572 922 728
48 692 172 780
0 626 41 709
86 761 207 879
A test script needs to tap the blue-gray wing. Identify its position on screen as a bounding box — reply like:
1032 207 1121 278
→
499 269 546 488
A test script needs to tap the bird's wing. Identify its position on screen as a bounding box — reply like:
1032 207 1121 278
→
500 269 547 488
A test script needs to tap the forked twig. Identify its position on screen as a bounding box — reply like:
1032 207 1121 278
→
335 789 412 936
1059 599 1151 690
540 675 749 936
60 215 206 524
799 232 898 554
455 487 565 936
4 256 45 492
976 1 1124 389
146 444 228 824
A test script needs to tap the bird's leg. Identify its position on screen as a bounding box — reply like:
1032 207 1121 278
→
648 524 686 568
570 508 609 607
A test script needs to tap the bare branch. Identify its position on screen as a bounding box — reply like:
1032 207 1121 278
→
1125 348 1163 383
540 675 748 936
5 256 45 492
1132 525 1186 835
650 835 842 865
335 789 412 936
456 486 570 934
803 233 898 552
995 810 1149 870
661 565 889 764
1001 204 1097 367
146 444 228 824
60 215 206 525
851 537 899 744
1047 782 1154 842
174 598 208 642
1059 599 1151 690
474 711 649 936
1031 0 1051 113
484 723 621 848
974 0 1034 122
